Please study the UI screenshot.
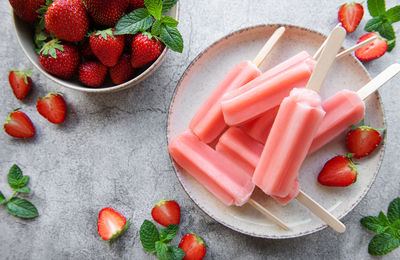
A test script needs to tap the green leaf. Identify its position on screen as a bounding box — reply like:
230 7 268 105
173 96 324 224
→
15 187 31 193
108 219 130 245
140 220 160 253
388 198 400 224
6 197 38 219
162 0 178 13
367 0 386 17
0 191 6 205
160 224 178 243
365 15 385 32
361 213 390 234
151 19 163 36
385 6 400 23
155 241 169 260
114 9 153 35
368 233 400 255
145 0 163 20
160 24 183 53
389 219 400 239
168 246 186 260
161 16 178 27
387 38 396 52
8 164 24 189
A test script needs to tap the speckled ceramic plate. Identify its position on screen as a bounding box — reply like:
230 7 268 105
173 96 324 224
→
167 24 385 238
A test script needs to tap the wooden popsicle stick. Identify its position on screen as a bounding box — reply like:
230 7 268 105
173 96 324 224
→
252 26 286 68
248 198 290 230
296 191 346 233
307 26 346 92
313 23 342 60
357 63 400 100
336 35 378 59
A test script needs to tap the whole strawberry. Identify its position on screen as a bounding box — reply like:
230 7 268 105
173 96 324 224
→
179 232 207 260
85 0 129 27
45 0 89 42
318 154 358 187
109 54 134 85
78 61 108 87
346 124 383 159
8 69 33 100
9 0 45 22
90 29 125 67
39 39 80 79
36 93 67 124
131 33 164 68
4 110 35 139
79 41 96 60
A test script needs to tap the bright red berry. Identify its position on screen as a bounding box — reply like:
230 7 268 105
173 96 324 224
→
179 232 207 260
346 125 382 159
36 93 67 124
131 33 164 68
78 61 108 87
90 29 125 67
9 0 45 22
151 200 181 227
318 155 358 187
338 3 364 33
97 207 130 244
128 0 145 10
80 41 96 61
8 70 33 100
85 0 129 27
4 110 35 139
109 54 134 85
355 32 388 61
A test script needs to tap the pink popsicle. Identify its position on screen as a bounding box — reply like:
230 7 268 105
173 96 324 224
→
189 61 261 144
253 88 326 197
168 130 254 206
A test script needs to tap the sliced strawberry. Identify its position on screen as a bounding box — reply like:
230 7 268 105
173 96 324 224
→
318 155 358 187
346 125 383 159
355 33 387 61
97 207 130 244
36 93 67 124
338 3 364 33
179 232 207 260
151 199 181 227
8 69 33 100
4 110 35 138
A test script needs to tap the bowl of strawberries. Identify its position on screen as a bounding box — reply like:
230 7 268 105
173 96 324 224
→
10 0 181 93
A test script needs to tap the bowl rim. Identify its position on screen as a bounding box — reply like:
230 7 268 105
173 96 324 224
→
12 3 180 93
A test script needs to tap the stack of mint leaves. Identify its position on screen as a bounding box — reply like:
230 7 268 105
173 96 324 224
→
115 0 183 53
361 197 400 255
365 0 400 51
140 220 185 260
0 165 38 219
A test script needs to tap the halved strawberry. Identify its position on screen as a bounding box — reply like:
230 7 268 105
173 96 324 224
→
36 93 67 124
355 33 388 61
4 110 35 138
151 199 181 227
346 124 383 159
318 154 358 187
338 3 364 33
8 69 33 100
97 207 130 244
179 232 207 260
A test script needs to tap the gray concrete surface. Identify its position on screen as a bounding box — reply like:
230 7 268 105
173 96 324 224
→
1 0 400 259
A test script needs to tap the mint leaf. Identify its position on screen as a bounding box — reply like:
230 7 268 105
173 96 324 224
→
155 241 169 260
385 6 400 23
6 197 38 219
160 24 183 53
369 233 400 255
390 219 400 239
145 0 163 20
365 15 385 32
388 198 400 224
15 187 31 193
168 246 185 260
160 224 178 243
161 16 178 27
151 19 163 36
361 215 390 234
115 9 153 35
0 191 6 205
387 38 396 52
140 220 160 253
8 165 29 189
368 0 386 17
162 0 178 13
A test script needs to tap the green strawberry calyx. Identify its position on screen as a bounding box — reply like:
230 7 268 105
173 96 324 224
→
40 39 64 58
93 28 115 40
10 69 32 84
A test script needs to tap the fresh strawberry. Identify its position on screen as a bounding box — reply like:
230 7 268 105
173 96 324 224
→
44 0 89 42
179 232 207 260
9 0 45 22
355 33 388 61
4 110 35 138
128 0 145 10
109 54 134 85
78 61 108 87
36 93 67 124
39 39 80 79
90 29 125 67
131 33 164 68
85 0 129 27
8 69 33 100
346 124 383 159
97 207 130 244
338 3 364 33
151 199 180 227
318 154 358 187
80 41 96 60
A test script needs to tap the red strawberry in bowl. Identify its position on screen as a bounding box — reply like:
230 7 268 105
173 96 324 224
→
85 0 129 27
90 29 125 67
97 207 130 245
44 0 89 42
318 154 358 187
36 93 67 124
39 39 80 79
131 33 164 68
179 232 207 260
151 199 181 227
109 54 134 85
8 69 33 100
9 0 45 22
128 0 145 11
4 110 35 139
78 61 108 87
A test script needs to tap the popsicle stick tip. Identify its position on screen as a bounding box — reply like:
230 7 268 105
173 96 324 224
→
252 27 286 67
248 199 290 230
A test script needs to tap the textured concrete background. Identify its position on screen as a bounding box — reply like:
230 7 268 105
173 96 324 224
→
1 0 400 259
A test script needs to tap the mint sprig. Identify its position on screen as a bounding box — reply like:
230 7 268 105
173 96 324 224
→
0 165 38 219
115 0 183 53
140 220 185 260
361 197 400 255
365 0 400 51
